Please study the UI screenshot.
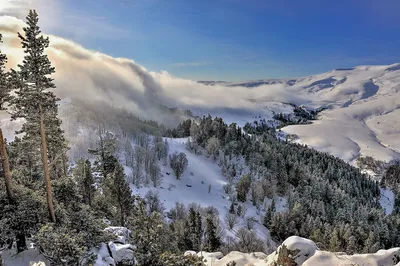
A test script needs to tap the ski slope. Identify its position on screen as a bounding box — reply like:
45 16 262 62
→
130 138 287 243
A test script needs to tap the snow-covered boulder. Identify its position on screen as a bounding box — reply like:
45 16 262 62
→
93 242 136 266
265 236 317 266
104 226 131 244
212 251 267 266
303 248 400 266
183 236 400 266
197 251 224 266
184 250 197 256
93 227 136 266
108 241 135 263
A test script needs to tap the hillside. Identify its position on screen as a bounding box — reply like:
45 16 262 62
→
198 65 400 164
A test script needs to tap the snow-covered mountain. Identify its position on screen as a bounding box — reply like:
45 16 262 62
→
198 64 400 164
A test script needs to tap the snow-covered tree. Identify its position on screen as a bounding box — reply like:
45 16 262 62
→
169 152 188 179
206 136 220 161
225 212 238 230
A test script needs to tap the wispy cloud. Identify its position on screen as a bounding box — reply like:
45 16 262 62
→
0 0 138 42
170 61 214 67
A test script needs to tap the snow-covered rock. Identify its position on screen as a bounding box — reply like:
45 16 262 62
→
212 251 267 266
108 241 135 263
104 226 131 244
197 251 224 266
93 227 136 266
195 236 400 266
265 236 317 265
184 250 197 256
304 248 400 266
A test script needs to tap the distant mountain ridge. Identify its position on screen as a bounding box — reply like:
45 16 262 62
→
199 63 400 163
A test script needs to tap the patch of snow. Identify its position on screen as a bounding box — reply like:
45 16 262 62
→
2 248 50 266
130 137 282 243
379 187 395 215
104 227 131 244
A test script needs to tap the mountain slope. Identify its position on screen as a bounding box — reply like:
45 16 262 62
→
198 64 400 164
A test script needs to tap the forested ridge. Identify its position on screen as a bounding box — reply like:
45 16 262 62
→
171 115 400 253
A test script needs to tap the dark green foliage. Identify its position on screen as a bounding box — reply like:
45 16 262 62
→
52 176 82 209
189 208 203 251
164 119 192 138
272 104 322 128
159 252 204 266
73 159 95 206
236 174 251 202
381 160 400 192
229 202 235 214
0 184 48 252
10 10 67 179
104 162 134 226
263 199 276 228
187 115 398 253
128 199 177 266
36 224 86 266
203 216 221 252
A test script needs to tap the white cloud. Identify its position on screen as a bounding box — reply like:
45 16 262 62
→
0 0 136 42
0 15 268 114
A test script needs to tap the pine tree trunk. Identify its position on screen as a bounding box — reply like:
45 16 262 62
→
39 104 56 223
120 203 124 226
62 153 67 177
16 233 27 253
51 154 58 179
0 128 14 203
118 192 124 226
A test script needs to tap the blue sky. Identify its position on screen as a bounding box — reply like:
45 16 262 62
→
10 0 400 81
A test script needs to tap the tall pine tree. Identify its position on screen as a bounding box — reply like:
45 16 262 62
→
10 10 66 222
